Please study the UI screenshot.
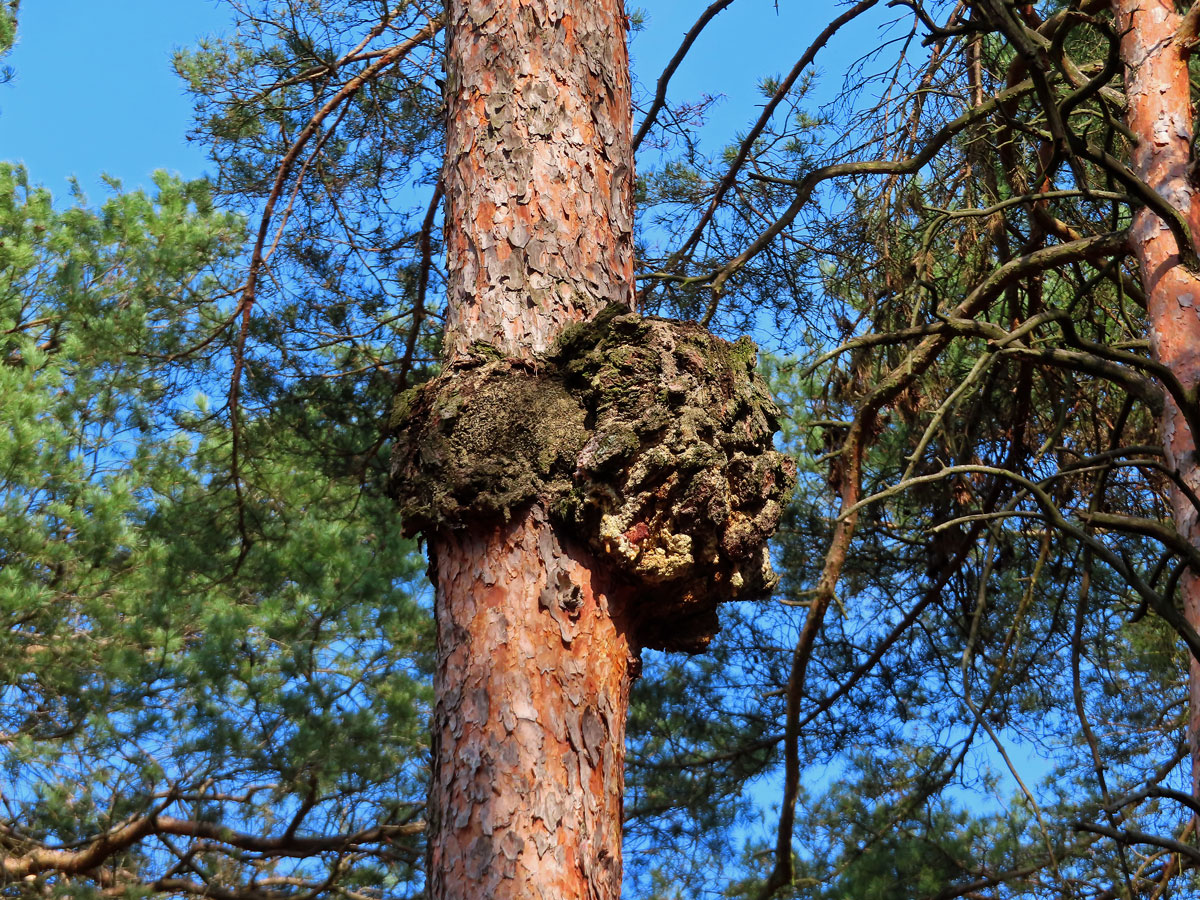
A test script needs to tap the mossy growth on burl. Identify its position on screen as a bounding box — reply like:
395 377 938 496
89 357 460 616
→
389 305 796 651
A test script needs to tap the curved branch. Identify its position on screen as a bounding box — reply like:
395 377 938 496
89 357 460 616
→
844 462 1200 659
757 229 1126 900
0 815 425 881
648 0 883 294
631 0 738 154
1074 821 1200 867
683 77 1042 305
224 15 443 558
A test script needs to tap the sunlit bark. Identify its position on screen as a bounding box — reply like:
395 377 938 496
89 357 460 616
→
1112 0 1200 796
442 0 634 365
429 0 637 897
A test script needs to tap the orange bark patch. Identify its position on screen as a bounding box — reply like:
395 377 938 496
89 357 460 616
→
474 199 497 233
428 508 633 900
1114 0 1200 796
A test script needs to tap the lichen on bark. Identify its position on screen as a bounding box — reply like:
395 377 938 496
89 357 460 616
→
390 304 797 650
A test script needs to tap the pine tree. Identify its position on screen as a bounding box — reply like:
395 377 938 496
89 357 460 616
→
389 2 792 897
13 1 1200 897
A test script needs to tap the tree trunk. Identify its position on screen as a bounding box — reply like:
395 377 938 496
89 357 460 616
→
427 512 635 899
1113 0 1200 796
442 0 634 366
429 0 636 897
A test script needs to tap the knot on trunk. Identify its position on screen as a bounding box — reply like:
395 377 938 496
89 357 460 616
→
389 305 796 651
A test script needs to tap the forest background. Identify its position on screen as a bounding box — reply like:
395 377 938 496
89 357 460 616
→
1 0 1198 898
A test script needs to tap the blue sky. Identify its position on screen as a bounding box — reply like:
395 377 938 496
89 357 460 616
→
0 0 228 196
0 1 872 199
0 0 1058 845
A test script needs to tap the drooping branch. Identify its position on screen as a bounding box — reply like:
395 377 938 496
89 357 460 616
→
224 14 443 559
0 815 423 882
641 0 884 300
758 227 1131 899
631 0 738 154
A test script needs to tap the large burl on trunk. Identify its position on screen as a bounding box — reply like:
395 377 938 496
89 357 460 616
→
393 318 794 900
394 0 794 897
393 306 796 651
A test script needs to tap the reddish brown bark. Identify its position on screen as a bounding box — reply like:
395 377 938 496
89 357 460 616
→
442 0 635 365
1113 0 1200 795
428 510 634 899
431 0 637 897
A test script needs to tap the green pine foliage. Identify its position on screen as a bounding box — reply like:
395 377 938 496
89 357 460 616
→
4 1 1200 899
0 160 433 896
0 1 15 83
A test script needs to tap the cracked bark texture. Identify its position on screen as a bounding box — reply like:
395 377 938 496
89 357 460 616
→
442 0 635 364
431 0 636 896
1113 0 1200 795
428 509 633 900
